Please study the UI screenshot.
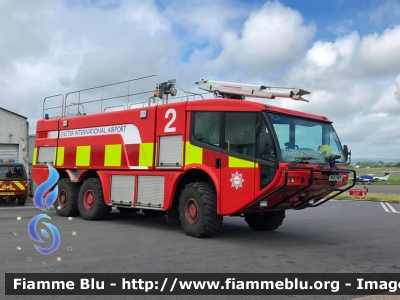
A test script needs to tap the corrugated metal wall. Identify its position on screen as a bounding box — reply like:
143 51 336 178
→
0 144 19 161
28 135 35 164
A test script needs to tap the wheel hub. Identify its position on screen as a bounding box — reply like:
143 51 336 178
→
83 190 95 210
185 198 199 225
58 189 67 208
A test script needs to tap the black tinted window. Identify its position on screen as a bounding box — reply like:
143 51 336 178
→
0 166 26 180
193 112 221 147
224 112 257 157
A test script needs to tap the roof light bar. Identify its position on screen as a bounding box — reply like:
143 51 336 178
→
0 159 16 163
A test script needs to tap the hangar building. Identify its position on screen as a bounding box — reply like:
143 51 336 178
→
0 107 29 172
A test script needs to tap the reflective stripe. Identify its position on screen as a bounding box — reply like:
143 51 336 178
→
56 147 65 166
14 182 26 190
228 156 255 168
76 146 91 166
0 183 16 190
0 182 25 191
139 143 154 167
33 148 37 166
185 142 203 165
104 144 122 166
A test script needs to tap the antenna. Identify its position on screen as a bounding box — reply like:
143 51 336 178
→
195 79 310 102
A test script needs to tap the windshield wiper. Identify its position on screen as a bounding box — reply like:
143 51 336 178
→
291 156 315 165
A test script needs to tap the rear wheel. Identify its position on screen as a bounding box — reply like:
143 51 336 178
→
244 211 286 231
178 182 222 238
55 178 80 217
78 178 111 220
18 197 26 206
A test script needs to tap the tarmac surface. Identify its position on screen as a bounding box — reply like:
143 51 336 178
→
353 184 400 194
1 198 399 300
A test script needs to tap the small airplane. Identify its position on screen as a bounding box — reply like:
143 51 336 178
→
355 172 392 184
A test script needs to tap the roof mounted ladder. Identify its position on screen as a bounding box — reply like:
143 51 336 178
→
196 79 311 102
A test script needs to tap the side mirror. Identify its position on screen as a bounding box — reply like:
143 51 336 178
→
343 145 351 164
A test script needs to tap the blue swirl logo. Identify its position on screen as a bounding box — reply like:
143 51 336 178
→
28 164 61 255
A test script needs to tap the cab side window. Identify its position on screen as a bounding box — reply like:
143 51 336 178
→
193 112 221 147
224 112 257 157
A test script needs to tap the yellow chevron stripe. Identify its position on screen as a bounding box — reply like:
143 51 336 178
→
14 182 26 190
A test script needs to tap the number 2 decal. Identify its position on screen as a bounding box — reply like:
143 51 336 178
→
164 108 177 133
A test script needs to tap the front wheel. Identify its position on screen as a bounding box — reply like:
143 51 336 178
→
178 182 222 238
78 178 111 220
245 211 286 231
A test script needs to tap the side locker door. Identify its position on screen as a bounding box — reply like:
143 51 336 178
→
150 103 186 210
219 112 257 215
156 103 186 169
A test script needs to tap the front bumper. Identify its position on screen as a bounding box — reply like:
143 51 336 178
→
246 166 356 211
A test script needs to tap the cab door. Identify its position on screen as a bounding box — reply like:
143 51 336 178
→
188 111 223 190
219 112 257 215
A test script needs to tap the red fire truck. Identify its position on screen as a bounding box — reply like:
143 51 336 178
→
0 159 28 205
31 75 355 238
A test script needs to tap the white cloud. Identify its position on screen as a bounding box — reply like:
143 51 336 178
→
395 74 400 102
359 25 400 75
216 1 316 73
160 0 249 42
289 32 360 83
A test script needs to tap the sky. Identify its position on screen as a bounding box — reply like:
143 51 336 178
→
0 0 399 160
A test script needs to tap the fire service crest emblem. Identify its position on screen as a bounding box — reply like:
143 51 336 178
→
230 171 244 190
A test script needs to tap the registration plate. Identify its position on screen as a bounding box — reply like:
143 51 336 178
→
329 175 344 182
0 192 15 196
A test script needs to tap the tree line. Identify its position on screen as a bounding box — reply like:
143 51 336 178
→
352 161 400 168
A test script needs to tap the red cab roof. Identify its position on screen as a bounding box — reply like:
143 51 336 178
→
185 98 332 123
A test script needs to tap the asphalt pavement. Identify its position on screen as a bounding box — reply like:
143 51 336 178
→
1 199 399 300
352 184 400 194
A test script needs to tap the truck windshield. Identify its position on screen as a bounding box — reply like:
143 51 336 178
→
265 112 345 164
0 166 26 180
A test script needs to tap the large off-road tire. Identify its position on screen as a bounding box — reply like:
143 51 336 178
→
245 211 286 231
142 209 166 217
118 207 140 214
178 182 222 238
78 178 110 220
55 178 80 217
18 197 26 206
